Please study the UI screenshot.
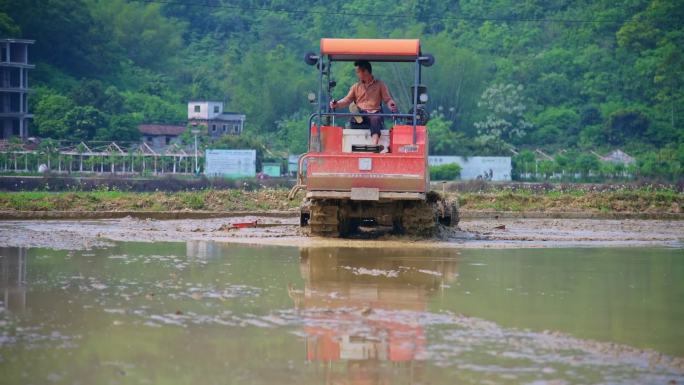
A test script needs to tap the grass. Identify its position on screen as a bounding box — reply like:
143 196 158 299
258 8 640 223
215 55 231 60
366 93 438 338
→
455 188 682 213
0 189 297 212
0 187 681 214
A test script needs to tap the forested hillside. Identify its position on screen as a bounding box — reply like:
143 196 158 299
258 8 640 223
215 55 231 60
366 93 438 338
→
1 0 682 178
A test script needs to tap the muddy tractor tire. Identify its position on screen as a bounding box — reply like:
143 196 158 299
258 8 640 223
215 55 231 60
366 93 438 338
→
303 193 459 238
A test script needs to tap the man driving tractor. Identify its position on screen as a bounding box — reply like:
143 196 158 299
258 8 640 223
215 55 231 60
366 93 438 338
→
329 60 397 151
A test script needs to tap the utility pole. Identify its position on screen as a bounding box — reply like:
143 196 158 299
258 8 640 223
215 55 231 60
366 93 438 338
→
191 124 200 175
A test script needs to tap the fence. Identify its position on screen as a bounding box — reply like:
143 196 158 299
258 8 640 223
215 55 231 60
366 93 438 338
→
0 141 203 175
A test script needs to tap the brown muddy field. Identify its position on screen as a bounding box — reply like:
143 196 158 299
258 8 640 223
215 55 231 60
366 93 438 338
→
0 215 682 250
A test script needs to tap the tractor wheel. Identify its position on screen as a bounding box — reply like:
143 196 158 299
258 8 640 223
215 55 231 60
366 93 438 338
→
309 200 341 237
400 200 437 237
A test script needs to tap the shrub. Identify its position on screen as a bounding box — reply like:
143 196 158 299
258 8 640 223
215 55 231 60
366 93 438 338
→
430 163 462 181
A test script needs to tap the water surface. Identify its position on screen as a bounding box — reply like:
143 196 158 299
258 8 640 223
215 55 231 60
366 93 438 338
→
1 243 682 384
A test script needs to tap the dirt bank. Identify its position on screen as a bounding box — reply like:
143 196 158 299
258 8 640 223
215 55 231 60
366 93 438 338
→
0 215 681 250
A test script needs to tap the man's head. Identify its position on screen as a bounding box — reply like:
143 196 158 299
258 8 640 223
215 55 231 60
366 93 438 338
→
354 60 373 82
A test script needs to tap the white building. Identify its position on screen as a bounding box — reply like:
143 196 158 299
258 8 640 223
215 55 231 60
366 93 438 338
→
187 101 245 139
1 38 34 140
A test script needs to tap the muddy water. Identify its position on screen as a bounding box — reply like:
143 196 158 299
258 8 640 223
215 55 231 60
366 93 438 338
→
0 243 682 385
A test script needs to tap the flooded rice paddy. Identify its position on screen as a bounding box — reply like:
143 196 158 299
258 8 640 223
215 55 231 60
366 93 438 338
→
0 242 683 384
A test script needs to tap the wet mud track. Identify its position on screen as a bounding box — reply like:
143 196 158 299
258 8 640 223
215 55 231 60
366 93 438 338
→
0 215 682 250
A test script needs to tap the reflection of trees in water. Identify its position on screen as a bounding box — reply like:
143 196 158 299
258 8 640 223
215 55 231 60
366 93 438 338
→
289 247 459 385
0 247 27 312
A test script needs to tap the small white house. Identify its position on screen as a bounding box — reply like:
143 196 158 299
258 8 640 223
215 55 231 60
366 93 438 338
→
188 101 224 120
187 101 246 139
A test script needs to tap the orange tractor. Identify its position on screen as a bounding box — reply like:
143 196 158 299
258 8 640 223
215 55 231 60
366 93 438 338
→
289 38 458 237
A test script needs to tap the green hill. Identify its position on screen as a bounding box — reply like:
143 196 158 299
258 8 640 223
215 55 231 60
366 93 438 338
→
1 0 682 179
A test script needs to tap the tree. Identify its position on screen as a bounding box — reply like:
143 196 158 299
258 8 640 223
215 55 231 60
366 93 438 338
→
275 113 309 155
554 153 571 175
0 11 20 36
474 83 533 144
2 0 682 182
576 153 600 178
604 108 650 145
75 142 87 172
38 138 59 170
96 114 141 142
617 0 684 135
63 106 108 141
2 0 119 75
34 93 74 139
70 79 107 109
121 92 185 124
87 0 187 69
427 112 460 155
512 150 536 179
421 33 488 131
532 107 580 146
223 45 314 134
580 106 602 126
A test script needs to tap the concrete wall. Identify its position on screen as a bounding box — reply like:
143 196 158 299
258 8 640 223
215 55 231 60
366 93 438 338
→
428 156 512 181
205 149 256 177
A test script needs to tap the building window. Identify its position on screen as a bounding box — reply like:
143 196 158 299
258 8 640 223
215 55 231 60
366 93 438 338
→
165 137 171 145
194 105 200 113
214 105 219 113
212 124 216 132
234 125 239 133
223 125 227 132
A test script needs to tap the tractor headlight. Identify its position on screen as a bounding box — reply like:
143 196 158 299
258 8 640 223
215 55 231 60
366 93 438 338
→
419 93 428 103
307 92 316 103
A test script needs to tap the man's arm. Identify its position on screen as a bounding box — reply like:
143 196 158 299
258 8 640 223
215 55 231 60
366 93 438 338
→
331 84 355 109
379 81 397 112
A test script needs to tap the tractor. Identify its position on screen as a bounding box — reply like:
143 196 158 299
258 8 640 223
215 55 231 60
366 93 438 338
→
288 38 458 237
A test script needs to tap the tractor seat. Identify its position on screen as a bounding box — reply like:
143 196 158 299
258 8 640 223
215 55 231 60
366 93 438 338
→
342 128 391 153
351 144 384 153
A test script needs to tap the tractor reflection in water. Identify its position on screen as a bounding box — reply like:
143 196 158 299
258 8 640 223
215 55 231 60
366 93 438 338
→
289 247 459 384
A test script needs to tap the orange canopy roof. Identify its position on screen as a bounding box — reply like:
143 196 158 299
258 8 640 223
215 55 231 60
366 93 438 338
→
320 38 420 61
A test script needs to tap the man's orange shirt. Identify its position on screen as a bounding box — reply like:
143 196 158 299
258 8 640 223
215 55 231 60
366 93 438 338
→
338 77 395 113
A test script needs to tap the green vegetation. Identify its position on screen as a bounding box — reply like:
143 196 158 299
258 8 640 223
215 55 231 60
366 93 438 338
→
429 163 462 181
0 186 681 214
512 147 682 182
1 0 682 179
456 188 681 213
0 189 300 212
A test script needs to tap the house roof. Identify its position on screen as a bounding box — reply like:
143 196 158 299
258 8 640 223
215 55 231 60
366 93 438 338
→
138 124 186 136
601 149 635 164
0 38 35 44
212 114 245 121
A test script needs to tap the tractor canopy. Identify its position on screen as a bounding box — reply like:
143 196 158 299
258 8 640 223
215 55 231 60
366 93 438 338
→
320 38 421 62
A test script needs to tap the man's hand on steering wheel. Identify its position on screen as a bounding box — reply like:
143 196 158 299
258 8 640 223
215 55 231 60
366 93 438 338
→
388 100 397 112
